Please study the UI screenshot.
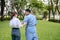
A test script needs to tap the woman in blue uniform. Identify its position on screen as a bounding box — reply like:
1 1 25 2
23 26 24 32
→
22 9 38 40
10 12 22 40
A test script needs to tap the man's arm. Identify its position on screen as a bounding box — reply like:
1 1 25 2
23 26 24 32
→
22 16 29 27
17 19 23 28
21 22 27 27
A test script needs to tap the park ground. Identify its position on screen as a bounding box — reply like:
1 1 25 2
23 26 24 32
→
0 20 60 40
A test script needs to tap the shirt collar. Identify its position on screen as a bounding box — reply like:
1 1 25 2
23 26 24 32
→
26 13 31 16
13 17 17 19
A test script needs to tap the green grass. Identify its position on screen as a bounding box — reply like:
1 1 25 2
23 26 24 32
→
0 20 60 40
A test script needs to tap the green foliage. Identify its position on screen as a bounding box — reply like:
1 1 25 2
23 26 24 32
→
30 0 44 10
13 0 27 18
14 0 20 5
14 0 27 8
20 0 27 9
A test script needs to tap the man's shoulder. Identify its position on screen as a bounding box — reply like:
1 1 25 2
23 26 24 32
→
25 14 35 18
30 14 35 17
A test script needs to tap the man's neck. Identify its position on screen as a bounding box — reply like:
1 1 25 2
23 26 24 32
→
26 14 29 16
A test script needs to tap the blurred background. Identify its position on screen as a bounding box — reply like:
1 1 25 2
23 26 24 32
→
0 0 60 23
0 0 60 40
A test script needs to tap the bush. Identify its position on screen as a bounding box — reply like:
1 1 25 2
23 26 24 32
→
49 19 60 23
4 16 11 20
35 15 43 20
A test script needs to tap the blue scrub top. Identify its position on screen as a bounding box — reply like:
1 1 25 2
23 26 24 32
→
23 14 37 32
23 14 36 27
23 14 38 40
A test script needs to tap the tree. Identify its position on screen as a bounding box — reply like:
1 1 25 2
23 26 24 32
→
1 0 5 21
47 0 51 21
29 0 44 15
50 0 55 21
59 0 60 22
55 0 60 22
12 0 27 19
53 0 60 22
19 0 27 18
48 0 56 21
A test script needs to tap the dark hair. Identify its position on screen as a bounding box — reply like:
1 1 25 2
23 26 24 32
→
11 12 17 19
25 9 31 13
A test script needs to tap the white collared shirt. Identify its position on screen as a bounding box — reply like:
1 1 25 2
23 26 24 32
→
10 17 22 28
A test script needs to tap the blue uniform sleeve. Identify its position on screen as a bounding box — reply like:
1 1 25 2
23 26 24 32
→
23 16 29 24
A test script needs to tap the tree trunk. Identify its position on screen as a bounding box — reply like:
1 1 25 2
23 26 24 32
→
1 0 5 21
55 0 59 22
57 6 60 22
58 12 60 22
52 11 55 21
48 0 51 21
51 0 55 21
48 9 51 21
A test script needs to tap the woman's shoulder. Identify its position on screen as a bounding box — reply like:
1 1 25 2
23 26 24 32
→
15 18 20 22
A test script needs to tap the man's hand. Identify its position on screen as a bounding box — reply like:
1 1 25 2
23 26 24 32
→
21 22 27 27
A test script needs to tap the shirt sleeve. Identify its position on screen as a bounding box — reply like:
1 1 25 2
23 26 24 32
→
9 21 13 28
23 16 29 24
17 19 23 28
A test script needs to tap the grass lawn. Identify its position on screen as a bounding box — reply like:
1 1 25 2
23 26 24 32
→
0 20 60 40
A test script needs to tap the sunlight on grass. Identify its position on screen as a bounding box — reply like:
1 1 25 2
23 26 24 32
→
0 20 60 40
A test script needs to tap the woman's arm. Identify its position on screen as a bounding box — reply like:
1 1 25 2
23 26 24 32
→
17 19 23 28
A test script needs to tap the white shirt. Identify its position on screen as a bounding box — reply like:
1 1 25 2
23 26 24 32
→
10 17 22 28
